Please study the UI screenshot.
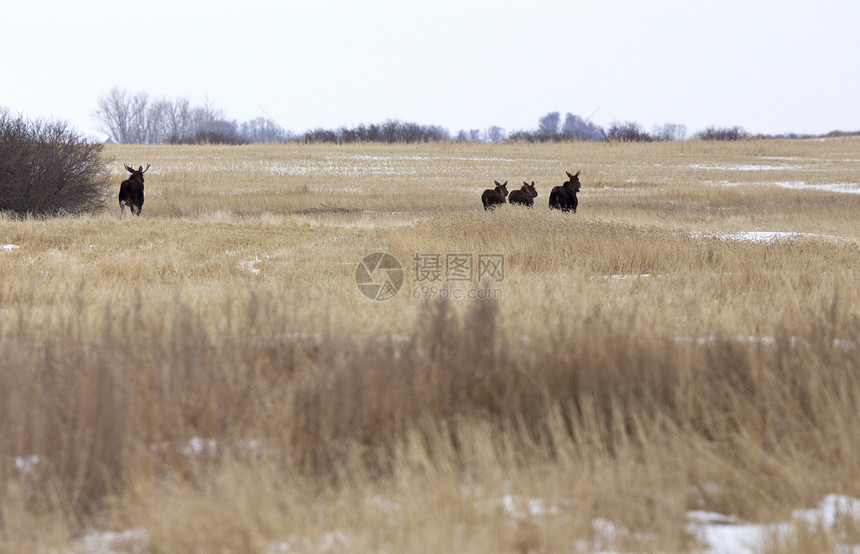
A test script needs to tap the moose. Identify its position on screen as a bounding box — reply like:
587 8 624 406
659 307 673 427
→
118 164 150 217
548 171 581 212
509 181 538 207
481 180 509 210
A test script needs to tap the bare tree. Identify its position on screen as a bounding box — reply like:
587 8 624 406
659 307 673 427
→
382 120 402 142
455 129 483 143
538 111 561 139
240 117 290 143
189 96 225 136
400 122 423 142
94 87 133 143
163 97 192 142
486 126 506 143
95 89 241 144
128 92 149 144
606 121 652 142
695 126 749 141
562 113 605 141
651 123 687 141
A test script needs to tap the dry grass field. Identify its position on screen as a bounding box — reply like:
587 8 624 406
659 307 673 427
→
1 138 859 552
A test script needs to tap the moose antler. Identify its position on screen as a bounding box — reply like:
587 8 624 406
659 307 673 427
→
142 164 151 173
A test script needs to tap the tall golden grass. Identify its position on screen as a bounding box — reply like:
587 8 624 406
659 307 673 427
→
0 139 858 552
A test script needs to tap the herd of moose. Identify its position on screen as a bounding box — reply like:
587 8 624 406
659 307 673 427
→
481 170 581 212
118 163 582 217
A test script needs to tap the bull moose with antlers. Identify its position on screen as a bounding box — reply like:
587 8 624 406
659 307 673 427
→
119 164 150 217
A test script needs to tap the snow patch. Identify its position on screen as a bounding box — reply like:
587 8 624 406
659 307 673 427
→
501 494 559 519
690 163 791 171
687 494 860 554
771 181 860 194
603 273 652 280
77 529 149 554
691 231 840 243
491 489 860 553
182 436 219 457
14 455 41 475
270 531 350 553
677 335 857 352
150 437 265 460
711 180 860 194
238 255 266 275
591 517 635 551
1 244 19 251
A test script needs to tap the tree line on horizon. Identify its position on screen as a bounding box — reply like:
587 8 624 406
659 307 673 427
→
0 93 857 219
93 87 858 146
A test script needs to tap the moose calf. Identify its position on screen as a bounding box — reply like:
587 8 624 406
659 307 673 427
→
481 180 509 210
548 171 581 212
119 164 150 217
509 181 538 207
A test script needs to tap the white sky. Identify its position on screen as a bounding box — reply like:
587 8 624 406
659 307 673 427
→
2 0 858 140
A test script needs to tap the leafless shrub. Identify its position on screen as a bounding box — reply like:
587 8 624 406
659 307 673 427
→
695 125 750 141
606 120 653 142
0 109 108 216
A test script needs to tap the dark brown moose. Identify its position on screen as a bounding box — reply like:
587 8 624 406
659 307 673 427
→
548 171 581 212
119 164 150 217
481 180 509 210
509 181 538 207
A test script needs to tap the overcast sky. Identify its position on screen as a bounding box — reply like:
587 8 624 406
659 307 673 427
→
2 1 858 140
